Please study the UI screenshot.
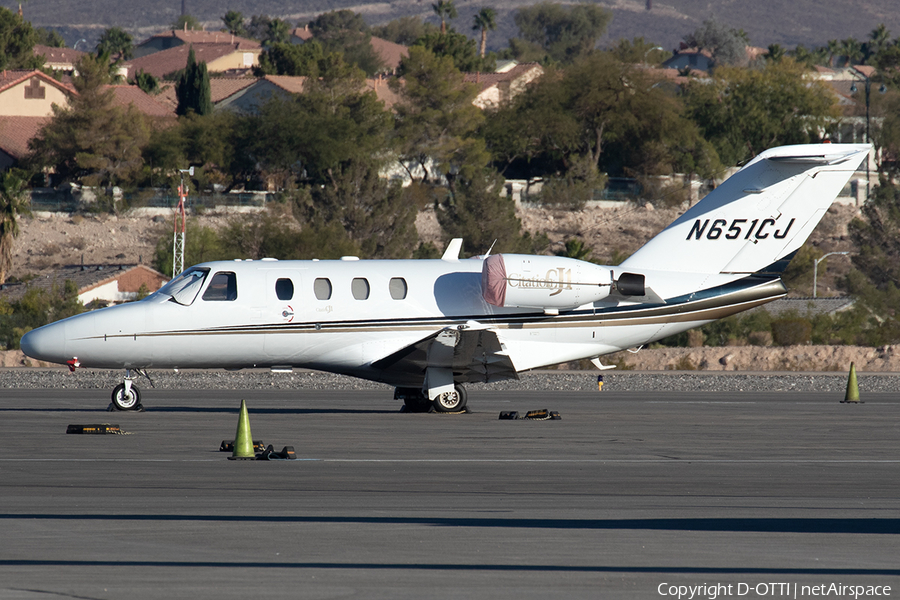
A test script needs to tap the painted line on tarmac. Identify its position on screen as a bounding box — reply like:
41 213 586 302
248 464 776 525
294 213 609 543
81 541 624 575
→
2 458 900 464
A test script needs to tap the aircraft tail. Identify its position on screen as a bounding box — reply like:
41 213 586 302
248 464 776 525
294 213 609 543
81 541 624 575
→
619 144 869 277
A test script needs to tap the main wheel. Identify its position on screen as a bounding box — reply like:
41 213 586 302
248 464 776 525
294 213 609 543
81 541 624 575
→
432 384 467 413
111 383 141 411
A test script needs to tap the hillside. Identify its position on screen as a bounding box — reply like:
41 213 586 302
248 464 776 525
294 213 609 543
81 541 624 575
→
17 0 900 57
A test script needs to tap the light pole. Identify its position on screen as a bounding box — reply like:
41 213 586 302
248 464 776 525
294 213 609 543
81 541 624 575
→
73 38 86 50
813 251 849 298
850 73 886 202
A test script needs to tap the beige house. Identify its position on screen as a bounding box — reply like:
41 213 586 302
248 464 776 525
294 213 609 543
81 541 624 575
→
0 70 74 118
0 264 169 306
124 43 261 80
463 63 544 110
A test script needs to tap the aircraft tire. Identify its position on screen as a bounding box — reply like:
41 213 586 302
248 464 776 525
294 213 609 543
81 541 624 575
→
432 384 467 413
111 383 142 411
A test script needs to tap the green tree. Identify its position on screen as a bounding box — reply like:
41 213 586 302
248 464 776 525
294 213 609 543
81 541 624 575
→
27 53 150 190
684 59 838 166
250 58 392 189
176 46 213 116
683 18 749 67
372 16 437 46
437 171 545 255
0 170 30 284
511 2 611 63
839 37 863 66
307 10 385 76
298 163 418 258
264 18 291 46
96 26 134 61
391 46 486 187
171 14 202 31
432 0 457 35
255 40 325 76
0 6 41 70
35 27 65 47
472 7 496 58
866 24 890 63
844 178 900 343
413 30 492 72
765 43 786 63
246 15 272 41
133 69 160 94
0 281 84 350
609 37 667 65
222 10 246 36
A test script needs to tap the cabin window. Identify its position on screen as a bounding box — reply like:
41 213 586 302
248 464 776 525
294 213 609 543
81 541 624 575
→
351 278 370 300
202 272 238 301
314 278 332 300
275 278 294 301
157 267 209 306
389 277 407 300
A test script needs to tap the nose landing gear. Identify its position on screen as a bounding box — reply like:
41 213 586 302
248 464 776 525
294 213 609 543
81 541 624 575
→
110 369 152 411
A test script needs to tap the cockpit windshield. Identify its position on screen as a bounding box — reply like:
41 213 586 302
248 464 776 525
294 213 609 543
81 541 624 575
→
154 267 210 306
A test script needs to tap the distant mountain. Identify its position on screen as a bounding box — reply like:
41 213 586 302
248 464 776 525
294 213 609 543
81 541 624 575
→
12 0 900 55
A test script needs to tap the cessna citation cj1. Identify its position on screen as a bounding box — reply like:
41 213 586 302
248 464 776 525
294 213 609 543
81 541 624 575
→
22 144 869 412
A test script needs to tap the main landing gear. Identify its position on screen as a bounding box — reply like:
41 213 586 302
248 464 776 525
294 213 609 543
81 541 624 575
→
110 369 152 411
395 384 468 413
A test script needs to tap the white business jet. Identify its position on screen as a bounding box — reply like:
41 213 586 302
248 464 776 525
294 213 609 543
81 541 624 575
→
21 144 869 412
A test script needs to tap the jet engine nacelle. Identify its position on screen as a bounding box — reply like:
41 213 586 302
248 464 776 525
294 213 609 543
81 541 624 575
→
482 254 613 310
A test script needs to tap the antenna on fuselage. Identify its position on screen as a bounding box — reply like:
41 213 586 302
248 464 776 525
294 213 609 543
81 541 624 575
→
485 239 497 257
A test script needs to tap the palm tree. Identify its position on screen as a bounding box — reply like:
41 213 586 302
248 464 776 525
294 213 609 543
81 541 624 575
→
867 23 890 62
0 171 29 285
826 39 840 67
432 0 457 35
840 37 863 66
472 7 497 58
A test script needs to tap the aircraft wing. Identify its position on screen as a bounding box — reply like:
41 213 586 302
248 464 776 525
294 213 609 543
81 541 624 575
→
371 323 518 384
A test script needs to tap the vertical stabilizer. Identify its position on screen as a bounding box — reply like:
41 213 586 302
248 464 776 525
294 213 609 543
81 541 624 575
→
620 144 869 276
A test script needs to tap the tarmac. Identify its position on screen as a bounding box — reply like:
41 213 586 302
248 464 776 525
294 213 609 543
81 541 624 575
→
1 387 899 599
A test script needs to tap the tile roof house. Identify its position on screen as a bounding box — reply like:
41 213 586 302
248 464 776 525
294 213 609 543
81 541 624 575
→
0 264 169 306
32 45 87 74
0 70 175 168
369 36 409 75
0 116 49 170
124 43 262 80
133 30 261 59
462 63 544 109
215 75 308 113
0 70 75 117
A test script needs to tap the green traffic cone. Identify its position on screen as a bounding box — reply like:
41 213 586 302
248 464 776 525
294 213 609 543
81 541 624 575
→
842 363 860 404
228 400 256 459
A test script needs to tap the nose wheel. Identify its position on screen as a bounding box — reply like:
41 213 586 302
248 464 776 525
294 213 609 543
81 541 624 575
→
110 369 149 411
111 383 142 410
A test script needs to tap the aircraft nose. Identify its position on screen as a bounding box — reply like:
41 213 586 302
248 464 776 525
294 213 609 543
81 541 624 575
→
20 321 67 364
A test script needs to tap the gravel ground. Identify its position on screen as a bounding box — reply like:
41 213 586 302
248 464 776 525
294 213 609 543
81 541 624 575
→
0 368 896 393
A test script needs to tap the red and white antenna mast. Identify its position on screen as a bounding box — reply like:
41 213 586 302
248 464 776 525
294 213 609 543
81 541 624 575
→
174 167 193 276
